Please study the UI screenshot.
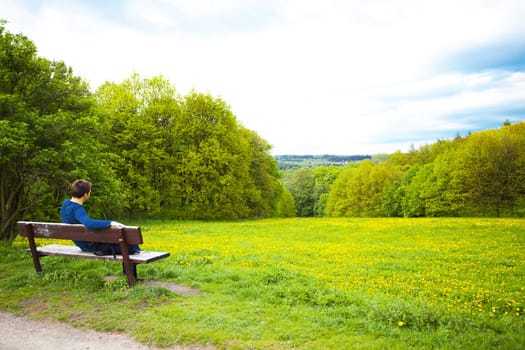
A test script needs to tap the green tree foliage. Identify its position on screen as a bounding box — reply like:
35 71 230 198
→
276 184 296 217
281 165 342 217
311 166 342 216
171 91 257 219
243 128 284 217
281 167 316 217
327 123 525 218
97 75 282 220
380 165 417 217
406 139 455 166
96 74 176 216
509 122 525 215
326 161 397 217
402 126 525 217
0 23 121 240
452 126 525 216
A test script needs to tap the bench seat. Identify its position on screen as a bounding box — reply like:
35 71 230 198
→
30 244 170 263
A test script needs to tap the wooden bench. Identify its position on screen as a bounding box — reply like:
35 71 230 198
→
18 221 170 287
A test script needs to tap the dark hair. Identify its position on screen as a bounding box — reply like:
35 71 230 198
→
71 179 92 198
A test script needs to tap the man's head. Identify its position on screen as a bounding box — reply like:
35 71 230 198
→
71 179 92 199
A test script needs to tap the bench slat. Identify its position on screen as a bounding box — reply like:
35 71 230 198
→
31 244 170 264
17 221 143 245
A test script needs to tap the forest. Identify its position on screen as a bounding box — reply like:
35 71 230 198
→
282 121 525 218
0 22 295 240
1 22 524 240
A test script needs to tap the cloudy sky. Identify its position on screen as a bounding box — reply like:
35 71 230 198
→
2 0 525 155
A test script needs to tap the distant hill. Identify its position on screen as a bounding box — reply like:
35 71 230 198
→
275 154 372 169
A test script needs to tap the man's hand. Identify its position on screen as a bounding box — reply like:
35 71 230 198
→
110 221 124 228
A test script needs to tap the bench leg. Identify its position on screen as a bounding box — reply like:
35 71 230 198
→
30 252 42 273
118 237 135 287
121 262 139 287
118 228 140 287
27 232 42 273
122 262 135 287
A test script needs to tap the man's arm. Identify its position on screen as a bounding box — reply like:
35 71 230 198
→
74 205 112 230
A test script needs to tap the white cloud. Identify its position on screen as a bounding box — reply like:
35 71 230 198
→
1 0 525 155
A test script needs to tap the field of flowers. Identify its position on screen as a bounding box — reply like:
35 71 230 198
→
136 217 524 348
2 217 524 349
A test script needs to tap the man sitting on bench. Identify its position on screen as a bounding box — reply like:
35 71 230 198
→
60 179 141 278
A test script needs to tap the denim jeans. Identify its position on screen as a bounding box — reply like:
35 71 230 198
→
89 242 141 278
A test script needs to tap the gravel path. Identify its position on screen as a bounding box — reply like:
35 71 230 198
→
0 311 217 350
0 281 215 350
0 311 153 350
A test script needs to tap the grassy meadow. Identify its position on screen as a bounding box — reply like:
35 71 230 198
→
0 218 524 349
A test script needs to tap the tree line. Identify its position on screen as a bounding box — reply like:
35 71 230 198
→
276 154 371 169
283 122 525 218
0 22 295 240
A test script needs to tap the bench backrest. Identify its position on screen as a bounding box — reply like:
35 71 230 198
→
17 221 143 245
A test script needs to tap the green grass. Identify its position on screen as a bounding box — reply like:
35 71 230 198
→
0 218 524 349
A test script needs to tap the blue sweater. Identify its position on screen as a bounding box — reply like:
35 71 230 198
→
60 199 111 251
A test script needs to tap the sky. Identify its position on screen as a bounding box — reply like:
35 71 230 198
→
2 0 525 155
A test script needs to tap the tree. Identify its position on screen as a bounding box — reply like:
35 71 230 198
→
276 183 296 217
505 122 525 216
97 73 284 220
326 161 396 217
398 123 525 217
282 167 316 217
242 128 283 217
168 91 256 219
453 126 525 216
98 76 282 220
96 74 177 216
1 23 120 240
312 166 342 216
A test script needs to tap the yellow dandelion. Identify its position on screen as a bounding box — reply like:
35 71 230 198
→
398 321 405 327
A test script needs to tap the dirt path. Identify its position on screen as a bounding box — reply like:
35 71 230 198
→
0 311 215 350
0 282 214 350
